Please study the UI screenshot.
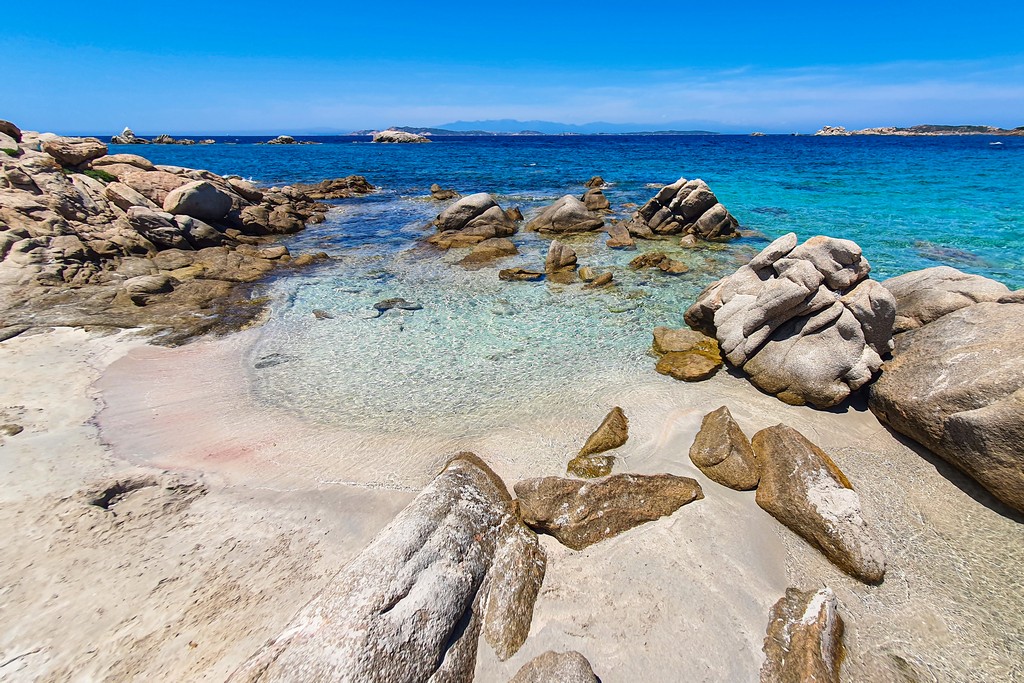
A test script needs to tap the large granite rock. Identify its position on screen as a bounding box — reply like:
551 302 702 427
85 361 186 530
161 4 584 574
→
162 180 233 221
459 237 518 267
881 266 1022 333
514 473 703 550
120 170 189 205
508 651 598 683
581 188 609 211
752 425 886 584
545 239 577 273
689 406 759 490
230 454 545 682
41 136 108 166
290 176 374 199
624 178 738 240
430 192 517 248
126 206 190 250
685 233 896 408
651 325 723 382
526 195 604 234
372 129 430 143
869 301 1024 512
761 587 844 683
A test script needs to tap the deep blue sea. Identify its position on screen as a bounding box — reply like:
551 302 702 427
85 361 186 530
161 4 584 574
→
112 135 1024 430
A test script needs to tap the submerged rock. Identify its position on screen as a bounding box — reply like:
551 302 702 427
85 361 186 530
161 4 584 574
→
526 195 604 233
689 406 760 490
459 237 518 267
514 473 703 550
372 298 423 316
231 454 545 681
624 177 739 240
429 183 460 200
655 352 720 381
869 301 1024 513
651 326 722 382
685 233 896 408
629 251 687 274
761 587 844 683
509 651 599 683
499 267 543 282
752 425 886 584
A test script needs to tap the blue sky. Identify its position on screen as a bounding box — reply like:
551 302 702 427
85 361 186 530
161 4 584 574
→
3 0 1023 134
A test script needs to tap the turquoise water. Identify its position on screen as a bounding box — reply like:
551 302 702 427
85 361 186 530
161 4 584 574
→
117 136 1024 430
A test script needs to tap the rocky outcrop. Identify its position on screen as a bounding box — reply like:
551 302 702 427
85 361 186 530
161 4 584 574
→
651 326 722 381
110 128 150 144
40 136 108 167
752 425 886 584
581 188 609 211
514 473 703 550
289 176 374 199
266 135 296 145
526 195 604 234
761 587 844 683
509 651 598 683
814 126 850 136
881 266 1022 333
429 193 517 249
567 407 628 478
623 178 738 241
605 222 634 249
583 176 605 188
689 406 759 490
869 301 1024 512
372 129 431 143
499 267 543 282
231 454 545 681
430 183 460 200
0 123 371 342
685 233 896 408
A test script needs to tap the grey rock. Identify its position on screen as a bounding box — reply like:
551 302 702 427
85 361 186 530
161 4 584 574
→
625 178 739 240
126 206 190 250
869 301 1024 512
881 266 1018 333
526 195 604 233
685 234 895 408
545 239 577 273
230 454 544 682
162 180 233 221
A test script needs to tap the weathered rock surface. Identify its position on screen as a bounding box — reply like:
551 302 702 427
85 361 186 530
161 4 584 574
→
581 188 610 211
650 326 723 381
289 176 374 199
624 177 739 240
689 406 760 490
655 352 721 381
685 233 896 408
761 587 844 683
163 180 233 221
526 195 604 234
629 251 687 274
120 170 189 205
430 183 460 200
869 301 1024 512
372 129 431 143
545 239 577 273
430 193 517 248
514 473 703 550
41 136 107 166
605 222 634 249
231 454 545 681
508 651 598 683
459 237 518 267
752 425 886 583
583 176 605 188
881 266 1022 333
577 407 628 458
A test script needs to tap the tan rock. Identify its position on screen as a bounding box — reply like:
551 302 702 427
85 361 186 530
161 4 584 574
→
578 406 628 458
499 267 543 282
761 587 844 683
41 136 107 166
652 326 720 356
545 239 577 273
508 651 598 683
91 153 155 172
605 222 634 249
163 180 233 221
582 188 610 211
655 351 721 381
689 406 759 490
753 425 886 584
460 237 518 267
566 453 615 478
514 473 703 550
120 170 189 205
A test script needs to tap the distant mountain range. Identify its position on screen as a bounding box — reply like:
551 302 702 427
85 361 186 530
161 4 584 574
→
349 121 721 136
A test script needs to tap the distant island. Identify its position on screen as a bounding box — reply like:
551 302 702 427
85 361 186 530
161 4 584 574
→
350 125 720 137
816 124 1024 136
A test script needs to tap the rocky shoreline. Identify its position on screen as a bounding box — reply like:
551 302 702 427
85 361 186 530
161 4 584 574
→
1 118 1022 682
815 124 1024 136
0 120 373 344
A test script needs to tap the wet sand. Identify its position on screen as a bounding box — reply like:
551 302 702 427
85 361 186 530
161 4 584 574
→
1 327 1021 681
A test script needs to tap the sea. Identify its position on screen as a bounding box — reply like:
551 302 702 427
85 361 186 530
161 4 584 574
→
112 135 1024 432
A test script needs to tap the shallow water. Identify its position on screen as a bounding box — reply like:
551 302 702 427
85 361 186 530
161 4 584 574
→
117 135 1024 430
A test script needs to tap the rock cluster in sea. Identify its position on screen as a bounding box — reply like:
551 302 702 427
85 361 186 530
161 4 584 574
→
0 121 373 342
372 128 431 143
110 127 214 145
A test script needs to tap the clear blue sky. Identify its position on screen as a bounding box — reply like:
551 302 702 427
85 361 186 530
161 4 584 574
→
3 0 1023 134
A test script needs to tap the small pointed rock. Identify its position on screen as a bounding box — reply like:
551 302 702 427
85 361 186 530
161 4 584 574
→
689 406 760 490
